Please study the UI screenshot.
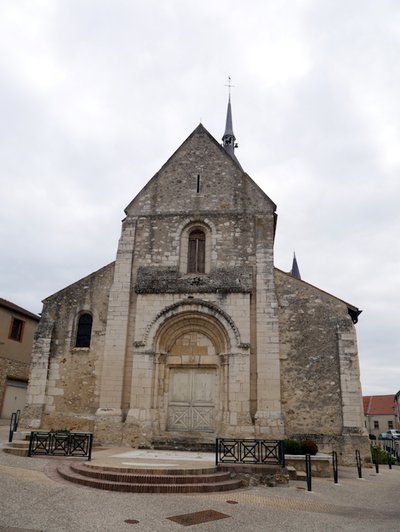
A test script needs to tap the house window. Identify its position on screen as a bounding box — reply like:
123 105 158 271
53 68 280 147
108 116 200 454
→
374 420 379 429
9 317 24 342
188 229 205 273
388 420 394 429
75 313 93 348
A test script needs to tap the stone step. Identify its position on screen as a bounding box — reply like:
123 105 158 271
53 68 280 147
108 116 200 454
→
57 463 243 493
7 441 29 449
2 447 29 457
14 431 31 441
286 465 297 480
69 462 230 484
84 463 218 475
150 439 215 453
284 465 307 482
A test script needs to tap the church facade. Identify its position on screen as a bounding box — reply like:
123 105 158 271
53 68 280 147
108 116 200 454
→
22 101 368 462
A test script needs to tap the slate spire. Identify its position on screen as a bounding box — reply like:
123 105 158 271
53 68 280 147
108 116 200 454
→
222 81 243 170
222 95 236 155
290 252 301 280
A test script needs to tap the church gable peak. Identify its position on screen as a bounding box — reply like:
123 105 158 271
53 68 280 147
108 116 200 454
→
125 116 275 217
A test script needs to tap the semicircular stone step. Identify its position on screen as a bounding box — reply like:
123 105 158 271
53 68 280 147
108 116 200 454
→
70 462 231 484
57 463 242 493
84 463 219 475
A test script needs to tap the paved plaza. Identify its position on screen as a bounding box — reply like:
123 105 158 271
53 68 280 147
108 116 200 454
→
0 425 399 531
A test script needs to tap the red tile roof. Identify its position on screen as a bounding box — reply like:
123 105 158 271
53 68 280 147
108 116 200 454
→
363 395 395 415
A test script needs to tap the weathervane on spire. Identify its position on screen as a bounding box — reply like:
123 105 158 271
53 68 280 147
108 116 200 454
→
225 76 235 98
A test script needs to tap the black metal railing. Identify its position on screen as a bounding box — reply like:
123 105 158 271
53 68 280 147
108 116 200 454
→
28 431 93 461
8 409 20 443
216 438 285 466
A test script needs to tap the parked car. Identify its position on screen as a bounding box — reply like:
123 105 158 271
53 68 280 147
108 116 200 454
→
378 430 400 440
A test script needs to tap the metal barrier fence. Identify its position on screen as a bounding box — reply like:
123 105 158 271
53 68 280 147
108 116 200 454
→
28 431 93 461
216 438 285 466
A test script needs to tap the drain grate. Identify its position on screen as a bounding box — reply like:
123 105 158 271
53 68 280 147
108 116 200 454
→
167 509 231 526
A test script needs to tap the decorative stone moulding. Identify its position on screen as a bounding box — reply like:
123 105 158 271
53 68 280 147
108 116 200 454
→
140 298 243 349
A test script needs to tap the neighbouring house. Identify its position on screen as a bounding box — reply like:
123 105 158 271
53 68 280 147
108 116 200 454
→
0 298 40 419
21 97 369 463
395 391 400 429
363 394 398 438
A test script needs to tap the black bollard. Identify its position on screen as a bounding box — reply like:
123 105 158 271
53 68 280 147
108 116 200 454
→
355 450 362 478
332 451 338 483
305 453 312 492
388 449 392 470
372 446 379 474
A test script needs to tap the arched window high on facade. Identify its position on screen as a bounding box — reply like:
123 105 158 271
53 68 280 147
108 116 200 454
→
188 229 205 273
75 313 93 348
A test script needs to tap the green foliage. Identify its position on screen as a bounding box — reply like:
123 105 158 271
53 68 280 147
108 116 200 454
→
371 445 390 464
301 440 319 455
284 438 319 455
283 439 302 454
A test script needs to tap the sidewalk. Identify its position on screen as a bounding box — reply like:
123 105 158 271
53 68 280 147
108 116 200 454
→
1 424 399 531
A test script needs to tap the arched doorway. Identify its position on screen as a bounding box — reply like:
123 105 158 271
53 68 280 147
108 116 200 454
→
155 312 229 435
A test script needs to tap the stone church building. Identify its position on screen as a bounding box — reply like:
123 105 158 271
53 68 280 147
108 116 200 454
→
22 99 368 461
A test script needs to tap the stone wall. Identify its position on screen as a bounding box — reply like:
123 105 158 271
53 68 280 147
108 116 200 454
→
276 268 349 435
275 268 369 462
22 263 114 431
20 123 368 465
125 124 276 217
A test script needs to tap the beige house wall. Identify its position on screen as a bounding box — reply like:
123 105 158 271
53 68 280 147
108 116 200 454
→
365 414 397 439
0 302 39 419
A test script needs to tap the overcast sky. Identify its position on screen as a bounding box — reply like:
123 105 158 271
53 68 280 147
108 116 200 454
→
1 1 399 396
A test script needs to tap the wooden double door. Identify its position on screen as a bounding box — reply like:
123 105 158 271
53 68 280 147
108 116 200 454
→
167 367 216 432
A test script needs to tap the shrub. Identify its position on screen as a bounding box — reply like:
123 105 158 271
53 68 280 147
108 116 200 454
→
283 439 302 455
371 445 389 464
301 440 319 455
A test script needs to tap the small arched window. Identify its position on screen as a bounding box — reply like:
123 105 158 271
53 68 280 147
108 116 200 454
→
188 229 205 273
75 313 93 348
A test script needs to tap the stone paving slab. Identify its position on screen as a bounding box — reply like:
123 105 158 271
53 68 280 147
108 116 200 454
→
89 447 216 470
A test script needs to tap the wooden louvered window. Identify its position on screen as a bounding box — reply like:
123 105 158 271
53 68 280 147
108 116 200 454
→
75 313 93 348
188 229 205 273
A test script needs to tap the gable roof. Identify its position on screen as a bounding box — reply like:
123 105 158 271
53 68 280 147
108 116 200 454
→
275 268 362 323
0 297 40 321
124 123 276 215
363 395 396 415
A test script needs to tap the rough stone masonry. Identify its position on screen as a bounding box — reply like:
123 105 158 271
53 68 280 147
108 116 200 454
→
21 105 369 464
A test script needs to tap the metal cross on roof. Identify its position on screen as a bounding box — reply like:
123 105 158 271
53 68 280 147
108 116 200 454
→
225 76 235 97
